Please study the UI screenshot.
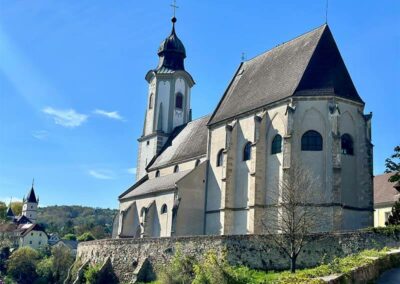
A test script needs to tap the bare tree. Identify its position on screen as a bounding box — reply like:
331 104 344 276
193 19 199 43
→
262 163 328 273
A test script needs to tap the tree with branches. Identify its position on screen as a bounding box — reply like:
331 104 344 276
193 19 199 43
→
261 163 327 273
385 145 400 225
385 145 400 183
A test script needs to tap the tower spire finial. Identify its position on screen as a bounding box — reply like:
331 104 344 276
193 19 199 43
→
32 178 34 188
170 0 178 19
325 0 329 24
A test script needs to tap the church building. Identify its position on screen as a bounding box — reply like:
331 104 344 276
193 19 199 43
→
117 16 373 238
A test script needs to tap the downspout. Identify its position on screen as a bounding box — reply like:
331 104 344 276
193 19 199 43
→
203 127 212 235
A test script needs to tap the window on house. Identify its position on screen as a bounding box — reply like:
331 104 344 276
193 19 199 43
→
174 165 179 173
341 134 354 155
39 233 42 237
39 241 41 245
175 93 183 109
30 241 32 244
243 142 252 161
217 149 224 167
384 212 391 225
195 159 200 167
161 204 168 214
155 170 160 177
301 130 323 151
271 134 282 154
31 233 33 236
149 93 154 109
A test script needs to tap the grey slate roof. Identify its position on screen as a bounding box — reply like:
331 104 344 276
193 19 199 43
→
26 186 38 203
119 170 191 200
209 24 362 125
148 115 210 170
374 173 400 207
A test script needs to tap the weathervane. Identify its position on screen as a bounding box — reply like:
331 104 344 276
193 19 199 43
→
170 0 179 18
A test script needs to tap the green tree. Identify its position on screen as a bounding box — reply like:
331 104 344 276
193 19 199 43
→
77 232 95 242
385 145 400 182
7 247 40 284
10 202 22 216
0 201 7 221
36 257 54 283
63 233 77 241
51 245 74 283
385 146 400 225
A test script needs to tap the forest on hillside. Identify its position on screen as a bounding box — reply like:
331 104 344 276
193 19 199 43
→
0 203 117 239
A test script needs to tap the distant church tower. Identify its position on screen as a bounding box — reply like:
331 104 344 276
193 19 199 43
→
22 181 39 223
136 16 195 180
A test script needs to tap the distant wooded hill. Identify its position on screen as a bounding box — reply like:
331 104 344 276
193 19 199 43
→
36 205 117 239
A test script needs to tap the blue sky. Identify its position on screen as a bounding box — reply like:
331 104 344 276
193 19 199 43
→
0 1 399 209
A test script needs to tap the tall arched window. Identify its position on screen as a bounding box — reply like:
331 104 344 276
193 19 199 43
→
271 134 282 155
216 149 224 167
160 204 168 214
175 92 183 109
341 134 354 155
301 130 323 151
149 93 154 109
155 170 160 177
174 165 179 173
140 207 146 217
243 142 252 161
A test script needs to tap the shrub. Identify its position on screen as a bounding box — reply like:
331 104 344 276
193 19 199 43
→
193 250 249 284
84 264 102 284
63 233 77 241
158 247 196 284
78 232 95 242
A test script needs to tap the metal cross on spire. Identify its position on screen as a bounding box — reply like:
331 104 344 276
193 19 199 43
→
170 0 179 18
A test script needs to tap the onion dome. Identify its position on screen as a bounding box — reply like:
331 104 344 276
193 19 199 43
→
157 17 186 71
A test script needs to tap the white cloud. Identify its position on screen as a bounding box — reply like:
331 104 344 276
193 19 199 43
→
93 109 124 121
88 170 114 180
32 130 49 140
43 107 88 128
127 167 137 175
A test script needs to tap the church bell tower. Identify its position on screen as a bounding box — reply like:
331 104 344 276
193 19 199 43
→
22 181 39 223
136 16 195 180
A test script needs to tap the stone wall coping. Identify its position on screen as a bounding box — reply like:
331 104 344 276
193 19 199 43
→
78 230 377 248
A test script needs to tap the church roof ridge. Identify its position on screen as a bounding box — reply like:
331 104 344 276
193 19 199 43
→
209 23 362 125
244 24 328 64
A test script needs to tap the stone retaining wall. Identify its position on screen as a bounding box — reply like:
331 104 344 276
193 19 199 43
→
77 231 400 283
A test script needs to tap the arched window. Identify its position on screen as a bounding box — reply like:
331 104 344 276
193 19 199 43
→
175 93 183 109
195 159 200 167
301 130 323 151
216 149 224 167
149 93 154 109
243 142 252 161
271 134 282 155
341 134 354 155
174 165 179 173
140 207 146 217
160 204 168 214
155 170 160 177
